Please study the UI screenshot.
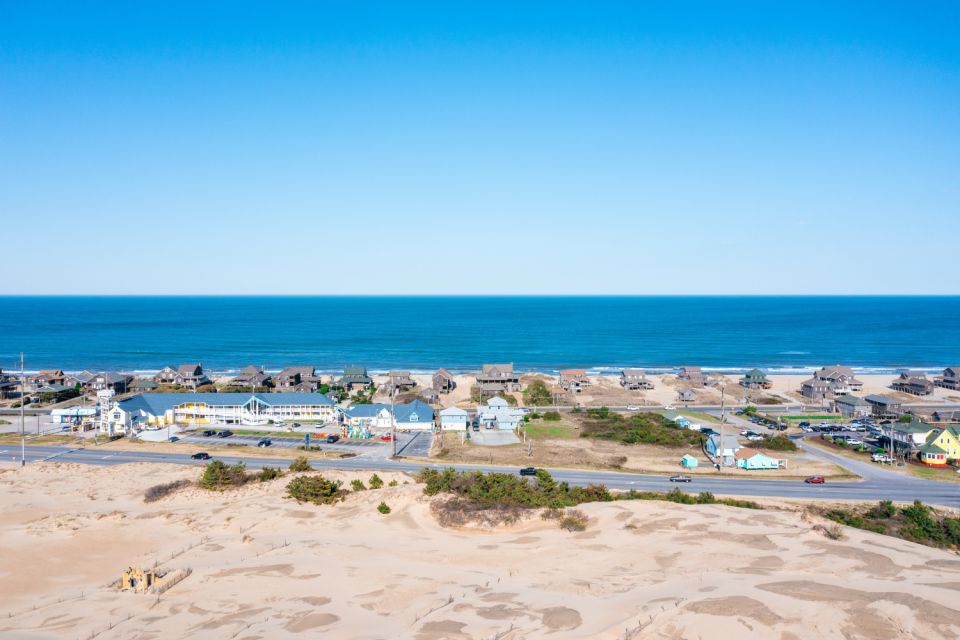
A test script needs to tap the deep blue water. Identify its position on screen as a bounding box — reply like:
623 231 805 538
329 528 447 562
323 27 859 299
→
0 296 958 373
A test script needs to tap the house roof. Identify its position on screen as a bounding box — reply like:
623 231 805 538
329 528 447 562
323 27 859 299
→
177 364 203 375
743 368 768 378
865 395 900 406
344 403 391 418
132 379 159 389
394 400 434 423
278 366 315 377
480 364 514 378
734 447 761 459
344 365 368 376
440 407 469 417
94 371 132 384
434 368 453 379
890 419 932 434
622 368 646 377
835 395 869 406
119 392 334 416
389 371 412 378
920 442 947 455
486 397 509 408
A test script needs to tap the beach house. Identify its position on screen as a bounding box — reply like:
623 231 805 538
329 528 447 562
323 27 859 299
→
620 368 654 390
439 407 469 431
934 367 960 391
919 426 960 466
677 388 696 403
104 392 336 432
337 366 373 391
477 397 525 430
233 365 272 388
891 372 935 396
433 369 455 394
154 364 211 389
881 418 935 455
739 369 772 390
387 371 416 393
476 364 521 393
735 448 783 470
342 400 434 431
931 410 960 424
392 400 434 430
865 395 903 419
706 434 741 467
274 366 317 392
28 370 66 391
342 404 393 430
799 365 863 399
833 395 871 418
85 372 133 394
677 367 706 387
559 369 590 393
0 369 18 399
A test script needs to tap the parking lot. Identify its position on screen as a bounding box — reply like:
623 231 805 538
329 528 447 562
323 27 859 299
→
171 429 433 459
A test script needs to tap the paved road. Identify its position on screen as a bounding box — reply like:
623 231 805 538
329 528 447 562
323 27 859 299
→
4 443 959 508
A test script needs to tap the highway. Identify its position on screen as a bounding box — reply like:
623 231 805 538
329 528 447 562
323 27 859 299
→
4 442 959 508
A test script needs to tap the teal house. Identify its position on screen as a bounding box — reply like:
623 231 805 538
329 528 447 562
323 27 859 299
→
735 449 782 470
681 454 698 468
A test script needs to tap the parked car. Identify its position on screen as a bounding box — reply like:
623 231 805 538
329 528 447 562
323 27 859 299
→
202 429 216 437
519 467 538 476
257 438 272 447
190 452 211 460
663 405 677 410
798 421 811 428
804 475 826 484
669 474 692 483
168 436 180 443
217 430 233 438
626 405 640 411
380 434 394 441
846 438 863 446
700 428 718 437
326 435 340 443
741 430 760 437
747 434 764 442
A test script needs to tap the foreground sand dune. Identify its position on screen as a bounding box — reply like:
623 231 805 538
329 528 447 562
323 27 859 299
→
0 463 958 639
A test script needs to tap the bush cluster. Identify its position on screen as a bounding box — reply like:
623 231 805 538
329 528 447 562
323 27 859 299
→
257 467 283 482
418 467 613 510
559 509 588 532
579 410 705 447
377 501 391 514
351 479 367 491
289 456 313 472
199 461 251 490
542 412 561 421
523 380 553 406
619 488 763 510
759 434 798 452
822 500 960 549
286 475 345 505
369 474 384 489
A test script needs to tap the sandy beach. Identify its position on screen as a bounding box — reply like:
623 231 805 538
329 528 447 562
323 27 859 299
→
1 462 959 639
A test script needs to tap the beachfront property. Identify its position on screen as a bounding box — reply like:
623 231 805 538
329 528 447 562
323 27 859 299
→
799 365 863 400
739 368 772 390
934 367 960 391
233 365 272 388
27 369 66 392
84 372 133 394
833 394 871 418
558 369 590 393
131 379 159 392
476 363 521 393
919 426 960 466
337 366 373 391
342 404 393 430
0 368 19 399
477 397 525 430
420 387 440 404
677 388 696 403
677 367 706 386
274 366 317 392
64 370 95 388
104 392 336 432
433 368 455 394
881 418 936 455
387 371 416 394
439 406 469 431
620 368 654 390
865 394 903 419
890 372 935 396
154 364 211 389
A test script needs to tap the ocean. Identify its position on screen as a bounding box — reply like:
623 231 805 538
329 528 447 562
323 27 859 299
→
0 296 958 374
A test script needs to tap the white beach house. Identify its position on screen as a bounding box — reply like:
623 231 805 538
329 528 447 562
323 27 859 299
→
439 407 470 431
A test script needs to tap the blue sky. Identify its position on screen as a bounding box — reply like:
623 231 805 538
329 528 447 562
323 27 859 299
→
1 2 957 294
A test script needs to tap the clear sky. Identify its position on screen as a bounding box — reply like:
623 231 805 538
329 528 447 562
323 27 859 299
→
1 2 957 295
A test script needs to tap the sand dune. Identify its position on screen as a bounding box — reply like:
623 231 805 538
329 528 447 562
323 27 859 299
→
1 463 959 639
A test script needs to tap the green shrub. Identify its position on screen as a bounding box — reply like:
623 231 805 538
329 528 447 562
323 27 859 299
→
289 456 312 472
542 412 561 421
523 380 553 406
579 411 704 447
199 461 250 490
759 435 797 451
867 500 896 519
144 479 192 502
742 405 758 416
388 479 398 487
351 479 367 491
369 473 384 489
377 501 391 514
898 414 914 423
286 475 345 505
257 467 283 482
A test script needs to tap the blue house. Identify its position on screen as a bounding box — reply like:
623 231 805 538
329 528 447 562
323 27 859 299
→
735 449 782 470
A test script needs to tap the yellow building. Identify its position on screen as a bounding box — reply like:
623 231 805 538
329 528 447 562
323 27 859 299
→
919 426 960 466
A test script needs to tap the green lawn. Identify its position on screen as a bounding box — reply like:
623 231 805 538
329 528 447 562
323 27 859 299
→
523 421 578 440
664 410 720 424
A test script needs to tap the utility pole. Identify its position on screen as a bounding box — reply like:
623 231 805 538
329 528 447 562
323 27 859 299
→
20 352 25 467
390 390 396 458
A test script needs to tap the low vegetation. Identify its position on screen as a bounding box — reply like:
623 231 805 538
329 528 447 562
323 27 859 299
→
542 411 561 421
377 501 391 514
289 456 313 472
758 434 798 451
369 473 384 489
286 474 346 505
523 380 553 406
257 467 284 482
558 508 589 532
199 461 252 490
578 408 705 447
818 500 960 550
351 479 367 491
144 479 193 503
418 468 762 526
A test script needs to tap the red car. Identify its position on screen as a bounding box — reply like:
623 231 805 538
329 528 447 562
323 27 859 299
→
804 475 826 484
380 434 394 441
